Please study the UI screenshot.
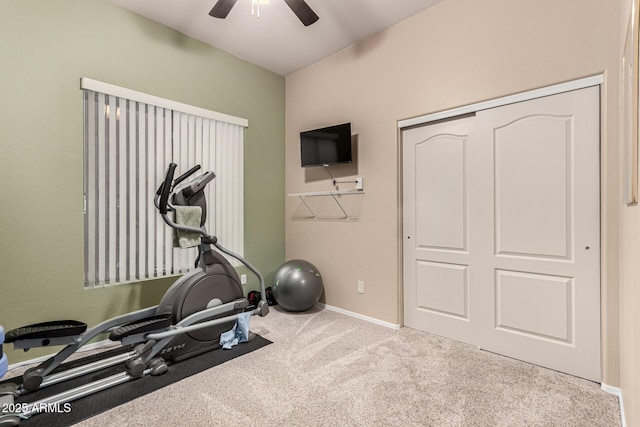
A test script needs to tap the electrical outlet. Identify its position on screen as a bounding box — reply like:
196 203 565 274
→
241 274 247 285
357 280 365 294
355 177 364 191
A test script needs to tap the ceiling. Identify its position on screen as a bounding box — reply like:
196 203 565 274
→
110 0 444 76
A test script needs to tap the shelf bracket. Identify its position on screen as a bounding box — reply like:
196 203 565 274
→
297 195 317 219
329 193 349 218
288 189 365 220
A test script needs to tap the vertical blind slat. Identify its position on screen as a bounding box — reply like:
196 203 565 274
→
179 112 189 272
165 109 173 275
108 94 118 284
203 120 214 242
138 104 147 280
187 114 197 269
147 106 156 278
172 111 181 274
155 108 165 277
118 98 128 283
128 101 138 281
97 92 107 285
236 126 244 260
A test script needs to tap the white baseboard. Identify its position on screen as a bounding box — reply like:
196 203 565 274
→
7 339 114 372
316 303 401 330
601 383 626 427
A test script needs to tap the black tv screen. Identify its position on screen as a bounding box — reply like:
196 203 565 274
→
300 123 352 168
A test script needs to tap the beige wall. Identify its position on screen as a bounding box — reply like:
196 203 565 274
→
286 0 622 389
619 0 640 425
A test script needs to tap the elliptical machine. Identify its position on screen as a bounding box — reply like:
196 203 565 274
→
0 163 269 426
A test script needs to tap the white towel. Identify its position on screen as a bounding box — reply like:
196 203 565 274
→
173 206 202 248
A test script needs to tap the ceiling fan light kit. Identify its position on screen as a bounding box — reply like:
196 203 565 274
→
209 0 319 26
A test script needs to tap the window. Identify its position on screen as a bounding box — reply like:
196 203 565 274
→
82 78 247 288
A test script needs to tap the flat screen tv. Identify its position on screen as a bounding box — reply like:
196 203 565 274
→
300 122 352 168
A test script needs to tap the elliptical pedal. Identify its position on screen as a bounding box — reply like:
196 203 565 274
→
5 321 87 350
109 314 173 341
5 321 87 343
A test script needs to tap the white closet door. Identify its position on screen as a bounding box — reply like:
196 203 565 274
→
474 86 600 381
403 116 479 345
402 86 600 381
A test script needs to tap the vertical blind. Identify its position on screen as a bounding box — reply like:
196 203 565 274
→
82 79 246 288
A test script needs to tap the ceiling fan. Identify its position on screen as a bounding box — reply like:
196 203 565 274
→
209 0 319 26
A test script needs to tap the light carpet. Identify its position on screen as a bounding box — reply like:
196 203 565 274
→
71 306 620 426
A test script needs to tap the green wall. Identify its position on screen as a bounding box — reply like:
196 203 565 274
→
0 0 285 363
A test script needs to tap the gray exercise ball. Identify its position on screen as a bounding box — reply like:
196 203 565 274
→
273 259 324 312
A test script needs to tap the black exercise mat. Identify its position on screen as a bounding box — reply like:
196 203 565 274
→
1 335 271 426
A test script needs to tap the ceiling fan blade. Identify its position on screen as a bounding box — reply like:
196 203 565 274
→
209 0 238 19
283 0 319 26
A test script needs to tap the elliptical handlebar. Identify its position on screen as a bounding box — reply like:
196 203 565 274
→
173 165 201 187
155 164 208 215
158 163 177 215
